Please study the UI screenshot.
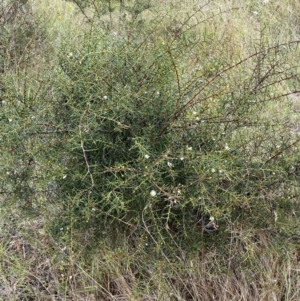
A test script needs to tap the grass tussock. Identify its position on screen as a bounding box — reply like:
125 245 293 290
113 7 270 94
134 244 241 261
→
1 0 300 299
0 217 299 300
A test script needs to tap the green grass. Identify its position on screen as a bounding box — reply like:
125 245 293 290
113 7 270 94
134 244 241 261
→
0 0 300 300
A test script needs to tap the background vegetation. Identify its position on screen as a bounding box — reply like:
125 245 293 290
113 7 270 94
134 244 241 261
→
0 0 300 300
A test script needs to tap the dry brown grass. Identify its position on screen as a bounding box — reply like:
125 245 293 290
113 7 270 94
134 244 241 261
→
1 217 299 300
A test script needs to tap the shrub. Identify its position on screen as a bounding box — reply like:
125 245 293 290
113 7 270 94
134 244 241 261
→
49 19 300 248
1 2 300 252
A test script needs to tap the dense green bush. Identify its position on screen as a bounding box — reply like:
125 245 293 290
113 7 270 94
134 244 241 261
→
48 20 300 246
1 2 300 251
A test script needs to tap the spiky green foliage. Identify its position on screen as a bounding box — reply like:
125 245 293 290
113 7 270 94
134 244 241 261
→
1 1 300 250
41 19 300 248
1 0 300 300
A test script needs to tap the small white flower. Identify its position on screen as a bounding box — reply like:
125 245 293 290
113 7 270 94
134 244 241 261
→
219 169 223 174
60 227 64 231
67 52 73 58
156 91 160 95
92 208 96 211
209 216 215 222
63 175 67 179
167 162 173 168
8 119 12 122
150 190 157 197
144 154 150 159
103 95 108 100
211 168 216 173
225 143 230 151
187 146 192 151
180 157 184 161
